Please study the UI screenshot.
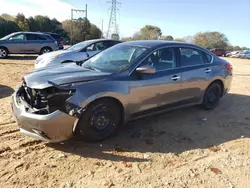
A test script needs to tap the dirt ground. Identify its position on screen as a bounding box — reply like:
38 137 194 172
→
0 55 250 188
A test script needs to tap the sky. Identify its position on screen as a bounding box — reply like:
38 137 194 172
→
0 0 250 47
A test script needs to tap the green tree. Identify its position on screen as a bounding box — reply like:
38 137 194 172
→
138 25 162 40
15 13 29 31
1 13 15 21
111 33 119 40
193 31 228 49
0 17 20 38
174 38 186 42
161 35 174 41
70 18 91 43
34 15 52 32
88 24 102 39
28 16 38 31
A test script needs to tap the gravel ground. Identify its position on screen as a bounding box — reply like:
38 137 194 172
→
0 55 250 188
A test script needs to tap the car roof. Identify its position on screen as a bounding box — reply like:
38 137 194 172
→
12 31 48 36
87 39 122 43
123 40 199 48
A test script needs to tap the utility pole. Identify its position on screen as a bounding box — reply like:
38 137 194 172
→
70 5 88 45
106 0 121 39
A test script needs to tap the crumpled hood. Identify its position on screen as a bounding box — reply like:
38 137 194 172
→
23 64 111 89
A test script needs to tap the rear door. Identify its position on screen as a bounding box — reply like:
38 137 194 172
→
25 34 41 53
178 47 214 103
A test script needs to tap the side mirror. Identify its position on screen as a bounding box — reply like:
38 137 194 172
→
136 65 156 74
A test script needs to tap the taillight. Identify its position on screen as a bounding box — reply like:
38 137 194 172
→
225 64 233 72
60 40 63 44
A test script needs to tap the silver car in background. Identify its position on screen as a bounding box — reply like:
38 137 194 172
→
0 32 59 58
34 39 122 69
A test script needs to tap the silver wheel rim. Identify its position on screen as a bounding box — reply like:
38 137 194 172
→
0 49 7 57
42 49 50 54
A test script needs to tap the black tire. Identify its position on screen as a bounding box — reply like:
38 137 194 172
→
202 83 222 110
75 99 122 142
40 47 52 55
0 47 8 59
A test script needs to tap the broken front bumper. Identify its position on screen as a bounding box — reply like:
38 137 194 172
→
11 91 77 143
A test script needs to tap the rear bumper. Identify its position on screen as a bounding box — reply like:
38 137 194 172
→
11 90 77 143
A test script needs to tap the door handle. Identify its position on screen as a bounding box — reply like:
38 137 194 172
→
171 75 180 81
205 69 211 73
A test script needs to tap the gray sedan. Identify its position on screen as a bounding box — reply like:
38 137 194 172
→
12 40 233 143
34 39 122 69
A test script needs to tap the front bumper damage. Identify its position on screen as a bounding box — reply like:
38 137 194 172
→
11 84 81 142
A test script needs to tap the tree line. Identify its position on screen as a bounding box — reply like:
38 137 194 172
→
0 13 102 44
121 25 249 51
0 14 248 50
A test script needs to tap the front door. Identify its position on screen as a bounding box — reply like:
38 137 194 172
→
6 33 27 53
177 47 214 103
129 47 183 116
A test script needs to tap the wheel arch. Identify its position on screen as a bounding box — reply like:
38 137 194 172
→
72 96 125 135
207 79 225 97
85 96 125 118
0 46 9 53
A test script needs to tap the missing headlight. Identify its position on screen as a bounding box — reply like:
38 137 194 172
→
19 84 76 115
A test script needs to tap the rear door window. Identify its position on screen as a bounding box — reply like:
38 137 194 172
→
179 48 212 66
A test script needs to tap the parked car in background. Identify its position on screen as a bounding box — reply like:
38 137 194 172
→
245 53 250 59
0 32 58 59
34 39 122 69
210 48 226 56
12 40 233 142
44 32 64 50
238 50 250 59
226 51 239 57
230 51 241 58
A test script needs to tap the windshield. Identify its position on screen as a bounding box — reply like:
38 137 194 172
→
82 44 148 73
66 41 90 51
1 33 16 40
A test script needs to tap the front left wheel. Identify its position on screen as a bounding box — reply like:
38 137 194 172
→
75 99 122 142
0 47 8 59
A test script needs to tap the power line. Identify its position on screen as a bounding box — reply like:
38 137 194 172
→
106 0 121 39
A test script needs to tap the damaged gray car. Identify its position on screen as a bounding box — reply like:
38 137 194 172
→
11 40 233 142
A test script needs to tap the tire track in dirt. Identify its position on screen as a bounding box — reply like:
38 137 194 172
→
0 129 19 137
19 140 42 148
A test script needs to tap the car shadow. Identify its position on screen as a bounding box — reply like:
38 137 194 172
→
0 85 14 99
48 93 250 162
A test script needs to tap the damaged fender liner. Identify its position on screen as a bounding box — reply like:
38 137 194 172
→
18 80 84 117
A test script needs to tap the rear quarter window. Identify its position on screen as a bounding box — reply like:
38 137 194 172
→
202 52 213 63
51 34 61 40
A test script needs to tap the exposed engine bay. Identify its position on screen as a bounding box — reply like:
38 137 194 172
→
17 80 76 115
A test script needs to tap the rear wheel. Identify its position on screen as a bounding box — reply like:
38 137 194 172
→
202 83 222 110
40 47 52 55
75 99 122 142
0 47 8 59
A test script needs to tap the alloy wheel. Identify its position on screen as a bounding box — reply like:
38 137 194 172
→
0 49 7 58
